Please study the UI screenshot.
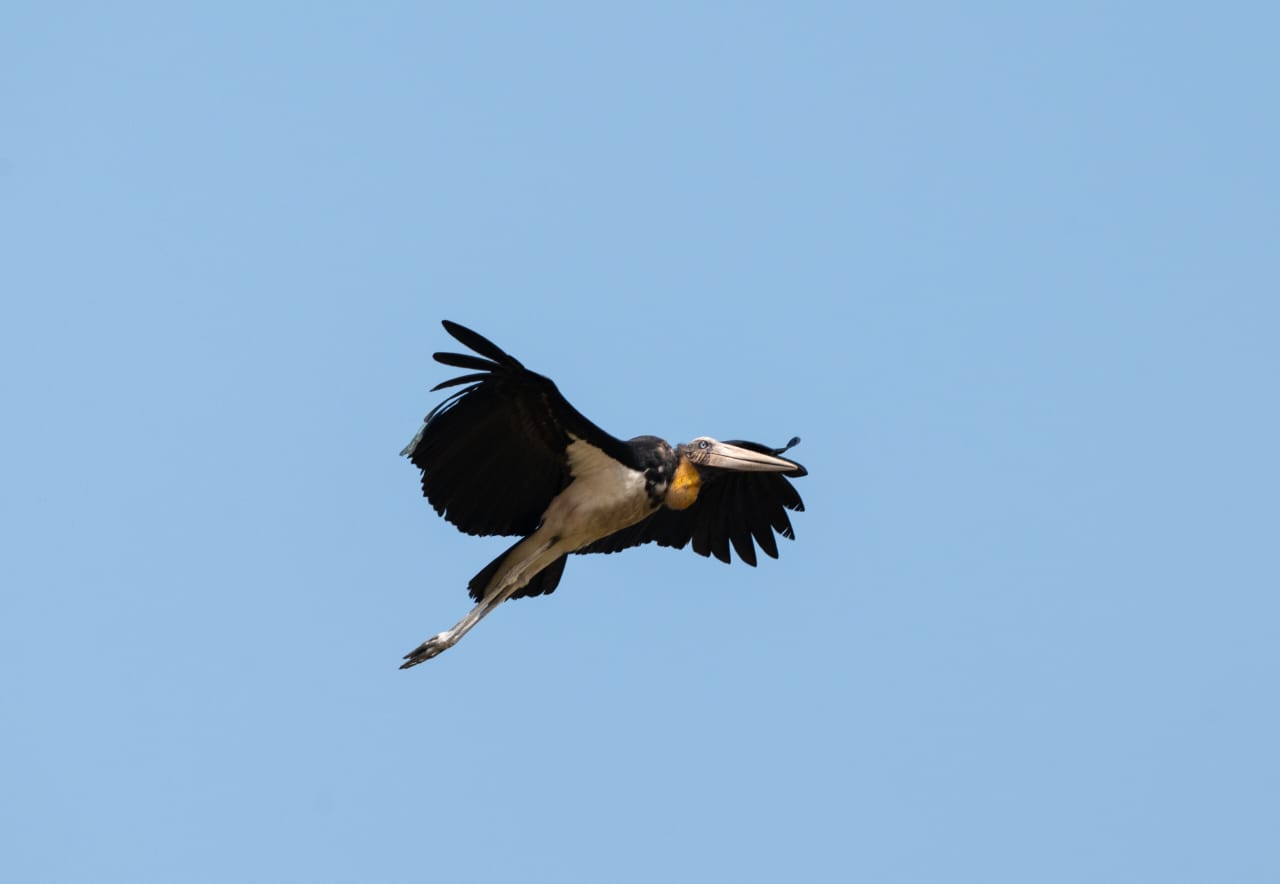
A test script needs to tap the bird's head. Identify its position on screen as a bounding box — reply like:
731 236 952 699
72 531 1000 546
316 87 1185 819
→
665 436 805 510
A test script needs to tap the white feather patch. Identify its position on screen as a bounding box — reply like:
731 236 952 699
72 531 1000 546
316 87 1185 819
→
539 436 653 547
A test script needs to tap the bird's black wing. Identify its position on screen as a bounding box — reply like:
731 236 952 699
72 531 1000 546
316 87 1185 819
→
403 320 635 537
579 439 807 566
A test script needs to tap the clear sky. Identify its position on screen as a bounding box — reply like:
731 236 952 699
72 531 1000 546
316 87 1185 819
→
3 3 1277 882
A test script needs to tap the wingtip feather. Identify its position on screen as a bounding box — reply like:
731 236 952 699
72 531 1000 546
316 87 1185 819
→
440 320 522 367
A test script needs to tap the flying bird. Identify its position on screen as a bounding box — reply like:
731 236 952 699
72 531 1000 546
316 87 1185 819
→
399 320 807 667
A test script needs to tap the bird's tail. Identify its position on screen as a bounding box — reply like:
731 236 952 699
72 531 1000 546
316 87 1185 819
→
468 541 569 602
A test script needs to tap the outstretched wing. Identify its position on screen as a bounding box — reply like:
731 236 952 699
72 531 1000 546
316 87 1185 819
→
403 320 634 537
579 439 807 566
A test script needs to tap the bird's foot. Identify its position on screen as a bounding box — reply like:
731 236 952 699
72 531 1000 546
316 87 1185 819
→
399 631 457 669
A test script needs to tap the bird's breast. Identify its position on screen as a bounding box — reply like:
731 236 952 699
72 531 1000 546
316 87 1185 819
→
542 439 658 547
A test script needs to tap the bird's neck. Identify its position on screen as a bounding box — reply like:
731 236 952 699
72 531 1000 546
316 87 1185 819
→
664 458 701 510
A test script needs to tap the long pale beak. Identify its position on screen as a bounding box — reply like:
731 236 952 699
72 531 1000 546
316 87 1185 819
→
697 440 801 473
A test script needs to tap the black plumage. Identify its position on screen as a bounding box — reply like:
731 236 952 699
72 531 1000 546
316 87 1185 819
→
404 321 636 538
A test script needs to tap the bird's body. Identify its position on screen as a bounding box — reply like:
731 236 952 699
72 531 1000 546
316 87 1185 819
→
550 437 660 542
399 321 807 666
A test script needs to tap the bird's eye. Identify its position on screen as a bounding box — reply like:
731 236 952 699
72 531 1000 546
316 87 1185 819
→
698 440 709 450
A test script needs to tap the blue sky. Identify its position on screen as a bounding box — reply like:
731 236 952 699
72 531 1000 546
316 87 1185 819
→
3 3 1277 881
